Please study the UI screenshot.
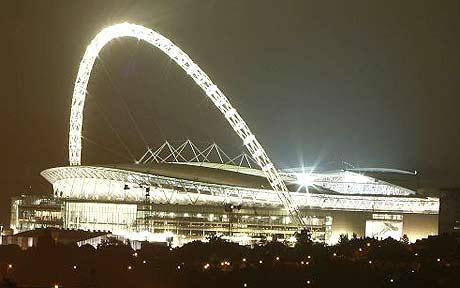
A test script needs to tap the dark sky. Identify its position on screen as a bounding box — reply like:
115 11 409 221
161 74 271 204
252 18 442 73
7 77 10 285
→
1 0 459 224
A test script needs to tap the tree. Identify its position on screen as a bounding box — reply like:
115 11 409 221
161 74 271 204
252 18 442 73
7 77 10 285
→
294 229 312 248
97 236 125 248
338 233 349 245
401 234 410 245
206 233 226 244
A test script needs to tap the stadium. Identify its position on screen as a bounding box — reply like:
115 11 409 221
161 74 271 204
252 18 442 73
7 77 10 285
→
11 140 439 246
10 23 439 246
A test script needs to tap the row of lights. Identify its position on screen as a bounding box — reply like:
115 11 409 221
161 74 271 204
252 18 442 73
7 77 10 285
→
153 212 278 220
196 257 315 270
6 259 441 287
6 253 442 278
6 252 443 273
331 249 443 262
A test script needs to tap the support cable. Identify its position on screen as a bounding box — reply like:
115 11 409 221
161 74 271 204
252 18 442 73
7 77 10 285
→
81 136 132 162
91 96 136 162
97 56 150 152
68 23 307 228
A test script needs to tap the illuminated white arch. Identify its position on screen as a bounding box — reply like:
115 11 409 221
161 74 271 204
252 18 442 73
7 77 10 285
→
69 23 305 226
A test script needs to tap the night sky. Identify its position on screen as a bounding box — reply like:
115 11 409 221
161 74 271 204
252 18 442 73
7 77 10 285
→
1 0 459 224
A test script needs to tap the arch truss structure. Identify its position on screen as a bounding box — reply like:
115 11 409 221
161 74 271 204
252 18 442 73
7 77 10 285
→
68 23 306 227
137 139 258 168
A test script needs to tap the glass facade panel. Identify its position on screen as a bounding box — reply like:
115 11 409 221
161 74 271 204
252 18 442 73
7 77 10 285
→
64 202 137 233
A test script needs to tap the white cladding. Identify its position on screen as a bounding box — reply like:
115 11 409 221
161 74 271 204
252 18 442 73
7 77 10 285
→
42 166 439 215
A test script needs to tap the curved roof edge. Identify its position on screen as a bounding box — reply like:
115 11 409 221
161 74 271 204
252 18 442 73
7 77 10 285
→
347 168 417 175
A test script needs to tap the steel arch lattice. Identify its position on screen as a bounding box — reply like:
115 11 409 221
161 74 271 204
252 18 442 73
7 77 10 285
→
68 23 306 227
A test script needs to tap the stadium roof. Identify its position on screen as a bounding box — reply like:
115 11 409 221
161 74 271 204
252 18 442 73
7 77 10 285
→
101 163 274 191
40 163 439 214
347 168 419 191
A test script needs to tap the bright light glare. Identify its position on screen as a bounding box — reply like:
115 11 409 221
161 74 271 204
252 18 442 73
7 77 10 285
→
295 172 316 188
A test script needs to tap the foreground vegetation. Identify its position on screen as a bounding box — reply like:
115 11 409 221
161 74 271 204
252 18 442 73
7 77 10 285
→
1 232 460 288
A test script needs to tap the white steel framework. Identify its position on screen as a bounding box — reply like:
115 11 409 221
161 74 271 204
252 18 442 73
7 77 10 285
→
40 166 439 215
294 171 416 197
68 23 305 226
137 140 257 168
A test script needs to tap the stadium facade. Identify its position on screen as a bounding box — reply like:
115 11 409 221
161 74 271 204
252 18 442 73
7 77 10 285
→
8 23 439 246
10 141 439 246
